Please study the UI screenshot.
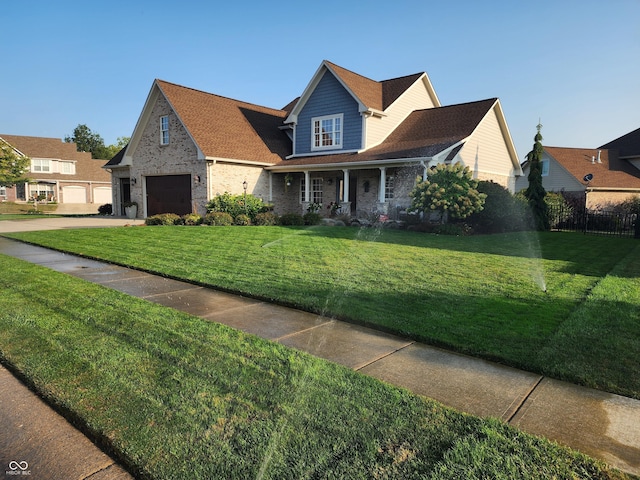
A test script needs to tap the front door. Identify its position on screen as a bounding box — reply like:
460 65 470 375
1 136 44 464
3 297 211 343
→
120 178 131 216
349 174 357 214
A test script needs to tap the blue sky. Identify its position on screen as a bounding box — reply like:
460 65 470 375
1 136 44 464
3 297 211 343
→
2 0 638 161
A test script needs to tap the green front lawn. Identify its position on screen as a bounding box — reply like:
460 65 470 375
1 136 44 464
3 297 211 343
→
0 255 627 479
6 226 640 399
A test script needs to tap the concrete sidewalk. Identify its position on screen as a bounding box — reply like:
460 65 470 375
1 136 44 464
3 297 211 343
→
0 217 639 477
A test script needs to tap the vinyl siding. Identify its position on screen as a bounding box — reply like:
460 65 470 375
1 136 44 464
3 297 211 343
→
457 106 517 191
515 153 583 193
294 71 362 155
366 78 437 148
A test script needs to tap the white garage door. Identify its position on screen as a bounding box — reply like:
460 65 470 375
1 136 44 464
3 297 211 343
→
62 186 87 203
93 187 112 204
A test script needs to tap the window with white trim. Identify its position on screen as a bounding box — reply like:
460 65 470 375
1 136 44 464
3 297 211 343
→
59 161 76 175
32 159 51 172
29 183 54 200
300 176 305 203
160 115 169 145
385 175 395 200
0 186 6 199
541 159 549 177
311 178 323 204
311 114 342 150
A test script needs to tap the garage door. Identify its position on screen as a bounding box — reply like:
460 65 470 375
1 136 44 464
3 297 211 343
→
93 187 112 204
62 186 86 203
146 175 192 216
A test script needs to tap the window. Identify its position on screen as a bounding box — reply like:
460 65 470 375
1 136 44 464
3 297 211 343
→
59 161 75 174
29 183 54 200
0 186 6 199
311 178 323 204
541 159 549 177
300 176 305 203
32 159 51 172
311 114 342 150
160 115 170 145
385 175 395 200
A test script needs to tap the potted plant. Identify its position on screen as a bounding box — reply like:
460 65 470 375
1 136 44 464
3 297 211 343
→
123 201 138 219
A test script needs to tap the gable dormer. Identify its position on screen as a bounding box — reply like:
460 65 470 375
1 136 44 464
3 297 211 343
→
285 60 440 158
286 64 363 157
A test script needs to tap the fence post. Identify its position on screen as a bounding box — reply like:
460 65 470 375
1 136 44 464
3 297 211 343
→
635 214 640 239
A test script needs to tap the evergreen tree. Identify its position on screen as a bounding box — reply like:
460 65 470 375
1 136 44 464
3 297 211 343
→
524 123 549 231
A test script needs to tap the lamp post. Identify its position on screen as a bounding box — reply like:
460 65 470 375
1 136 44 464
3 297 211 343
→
242 180 248 215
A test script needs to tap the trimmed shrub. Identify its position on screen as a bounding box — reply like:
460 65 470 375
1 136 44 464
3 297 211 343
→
432 222 472 236
254 212 279 226
203 212 233 226
98 203 112 215
145 213 182 226
234 214 251 226
182 213 203 226
279 213 305 226
303 212 322 225
468 181 529 233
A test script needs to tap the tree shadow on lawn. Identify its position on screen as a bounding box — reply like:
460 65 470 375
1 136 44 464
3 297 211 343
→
291 278 638 398
297 227 640 279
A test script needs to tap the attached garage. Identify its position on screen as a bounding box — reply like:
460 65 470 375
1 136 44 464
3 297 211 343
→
93 187 112 204
146 175 192 216
62 186 87 203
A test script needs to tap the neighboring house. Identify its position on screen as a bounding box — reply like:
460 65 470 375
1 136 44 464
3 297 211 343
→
0 134 112 210
105 60 523 218
515 127 640 208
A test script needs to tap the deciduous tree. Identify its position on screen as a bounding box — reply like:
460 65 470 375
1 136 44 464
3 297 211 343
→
0 138 30 186
65 125 128 160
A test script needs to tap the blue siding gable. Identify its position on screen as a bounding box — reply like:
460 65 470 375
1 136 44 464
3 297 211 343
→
294 71 362 155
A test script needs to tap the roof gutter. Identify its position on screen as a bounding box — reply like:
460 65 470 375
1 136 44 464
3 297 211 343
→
205 156 275 167
266 156 433 172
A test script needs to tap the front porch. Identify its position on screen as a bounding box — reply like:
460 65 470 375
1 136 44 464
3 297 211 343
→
272 163 429 220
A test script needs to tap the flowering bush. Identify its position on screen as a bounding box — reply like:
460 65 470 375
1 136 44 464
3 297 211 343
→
327 201 341 216
409 163 485 223
307 202 322 213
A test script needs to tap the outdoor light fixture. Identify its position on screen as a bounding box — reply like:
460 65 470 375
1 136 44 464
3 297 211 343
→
327 178 333 185
194 175 200 183
242 180 248 215
131 177 137 185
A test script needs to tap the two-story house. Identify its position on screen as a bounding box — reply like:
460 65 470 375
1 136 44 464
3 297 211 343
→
105 60 523 218
0 134 112 212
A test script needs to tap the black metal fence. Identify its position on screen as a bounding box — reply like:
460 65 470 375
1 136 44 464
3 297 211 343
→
548 204 640 238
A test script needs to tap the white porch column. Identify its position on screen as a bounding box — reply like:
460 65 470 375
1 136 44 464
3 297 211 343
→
304 171 310 203
268 172 273 202
378 167 386 204
342 169 349 202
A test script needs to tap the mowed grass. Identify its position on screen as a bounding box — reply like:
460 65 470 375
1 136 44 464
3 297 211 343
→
0 255 628 479
6 226 640 399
